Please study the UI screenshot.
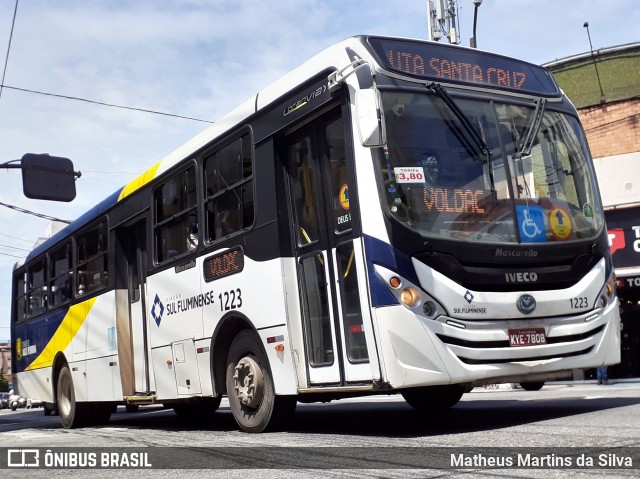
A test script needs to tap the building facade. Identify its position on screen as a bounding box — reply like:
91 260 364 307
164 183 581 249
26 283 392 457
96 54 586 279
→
546 42 640 378
0 341 11 389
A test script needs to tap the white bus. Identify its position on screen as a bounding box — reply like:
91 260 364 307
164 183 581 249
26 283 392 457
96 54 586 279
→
11 35 620 432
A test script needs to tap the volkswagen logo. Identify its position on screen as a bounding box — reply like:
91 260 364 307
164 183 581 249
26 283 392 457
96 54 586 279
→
516 294 536 314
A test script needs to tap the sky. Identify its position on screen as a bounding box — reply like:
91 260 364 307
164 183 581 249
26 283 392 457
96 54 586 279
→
0 0 639 340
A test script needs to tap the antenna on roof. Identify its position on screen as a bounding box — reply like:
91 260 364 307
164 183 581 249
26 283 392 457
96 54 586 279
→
428 0 460 44
583 21 606 101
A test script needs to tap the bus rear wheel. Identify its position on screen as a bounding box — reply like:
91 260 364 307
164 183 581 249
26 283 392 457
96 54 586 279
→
225 330 295 432
519 381 545 391
402 385 465 410
57 365 89 428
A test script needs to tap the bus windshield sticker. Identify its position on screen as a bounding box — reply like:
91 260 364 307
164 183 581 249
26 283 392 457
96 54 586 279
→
394 167 425 183
339 184 350 209
516 205 546 243
549 206 573 240
582 203 595 223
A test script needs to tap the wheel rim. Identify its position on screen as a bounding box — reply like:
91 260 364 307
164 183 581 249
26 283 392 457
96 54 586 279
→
58 372 72 418
232 355 264 410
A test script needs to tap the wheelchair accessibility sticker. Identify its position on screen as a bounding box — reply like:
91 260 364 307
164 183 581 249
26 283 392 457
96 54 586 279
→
516 205 546 242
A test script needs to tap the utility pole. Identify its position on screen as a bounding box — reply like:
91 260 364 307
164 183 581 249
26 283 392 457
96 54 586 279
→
470 0 482 48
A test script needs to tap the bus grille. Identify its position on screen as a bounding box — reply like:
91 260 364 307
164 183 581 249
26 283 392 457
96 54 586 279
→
436 324 604 365
457 347 594 365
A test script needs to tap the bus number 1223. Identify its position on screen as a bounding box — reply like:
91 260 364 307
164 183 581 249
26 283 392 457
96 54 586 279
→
220 289 243 311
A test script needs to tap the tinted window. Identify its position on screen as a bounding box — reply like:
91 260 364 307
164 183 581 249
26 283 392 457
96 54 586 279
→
50 242 73 307
27 258 47 317
203 133 254 242
154 166 198 262
76 221 108 295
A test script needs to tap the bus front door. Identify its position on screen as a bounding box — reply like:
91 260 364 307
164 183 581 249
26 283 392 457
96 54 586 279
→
284 109 377 386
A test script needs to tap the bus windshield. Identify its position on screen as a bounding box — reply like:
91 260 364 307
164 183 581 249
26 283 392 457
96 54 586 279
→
378 90 604 244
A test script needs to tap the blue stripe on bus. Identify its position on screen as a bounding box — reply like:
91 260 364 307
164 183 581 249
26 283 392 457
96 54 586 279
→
12 307 69 373
363 234 418 308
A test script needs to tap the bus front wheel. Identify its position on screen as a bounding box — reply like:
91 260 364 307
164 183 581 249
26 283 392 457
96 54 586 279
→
402 385 465 410
225 330 295 432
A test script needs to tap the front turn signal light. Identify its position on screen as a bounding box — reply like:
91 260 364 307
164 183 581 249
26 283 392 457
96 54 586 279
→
605 281 615 297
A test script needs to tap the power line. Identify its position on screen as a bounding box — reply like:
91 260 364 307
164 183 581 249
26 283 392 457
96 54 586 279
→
0 0 19 102
584 112 640 134
1 85 215 124
0 243 30 252
0 232 33 244
0 251 23 259
0 201 71 223
0 0 212 127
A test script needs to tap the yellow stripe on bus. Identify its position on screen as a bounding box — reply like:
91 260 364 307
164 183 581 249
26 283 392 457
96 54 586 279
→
118 161 162 201
25 297 97 371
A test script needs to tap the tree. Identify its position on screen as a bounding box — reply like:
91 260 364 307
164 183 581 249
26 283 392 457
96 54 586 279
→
0 367 9 392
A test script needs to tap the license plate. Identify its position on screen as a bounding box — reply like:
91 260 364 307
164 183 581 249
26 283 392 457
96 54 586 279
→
508 328 546 347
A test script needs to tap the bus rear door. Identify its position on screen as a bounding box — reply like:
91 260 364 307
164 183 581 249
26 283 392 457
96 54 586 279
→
115 217 155 397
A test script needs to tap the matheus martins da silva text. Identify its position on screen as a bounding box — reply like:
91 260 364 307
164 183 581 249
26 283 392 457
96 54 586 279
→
451 452 633 468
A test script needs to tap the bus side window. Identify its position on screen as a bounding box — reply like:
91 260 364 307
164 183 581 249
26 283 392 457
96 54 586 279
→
203 133 254 243
13 270 27 323
75 220 109 295
27 258 47 317
50 241 72 308
154 166 197 262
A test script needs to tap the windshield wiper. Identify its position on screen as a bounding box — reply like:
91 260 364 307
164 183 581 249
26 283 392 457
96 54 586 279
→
517 98 546 158
426 82 491 161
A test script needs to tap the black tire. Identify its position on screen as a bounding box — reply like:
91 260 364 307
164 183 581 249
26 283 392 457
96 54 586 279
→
520 381 545 391
57 365 89 428
89 403 113 425
173 396 222 420
226 330 296 432
125 404 139 413
402 385 465 410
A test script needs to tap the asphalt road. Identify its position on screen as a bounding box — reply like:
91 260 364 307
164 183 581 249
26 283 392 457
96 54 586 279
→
1 381 639 478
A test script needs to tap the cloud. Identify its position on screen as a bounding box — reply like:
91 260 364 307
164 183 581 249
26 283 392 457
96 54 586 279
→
0 0 638 343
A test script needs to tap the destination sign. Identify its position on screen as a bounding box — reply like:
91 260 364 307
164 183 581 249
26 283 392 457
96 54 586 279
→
423 187 486 214
203 247 244 282
367 37 559 96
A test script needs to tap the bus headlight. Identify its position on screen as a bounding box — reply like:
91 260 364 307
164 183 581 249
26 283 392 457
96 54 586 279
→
400 287 421 307
598 274 617 309
374 264 446 319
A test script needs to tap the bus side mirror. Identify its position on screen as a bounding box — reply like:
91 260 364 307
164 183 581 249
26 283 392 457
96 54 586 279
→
21 153 78 202
355 89 387 148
